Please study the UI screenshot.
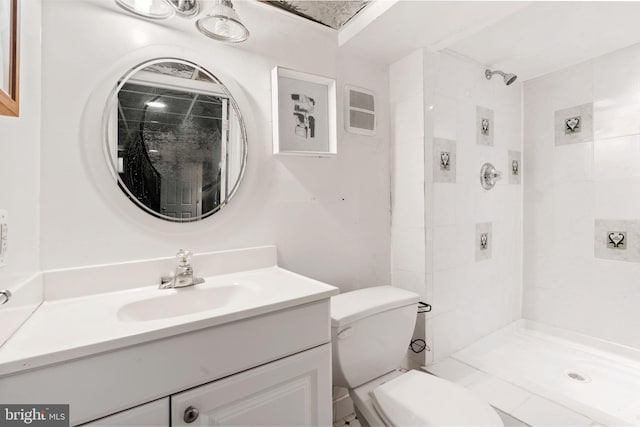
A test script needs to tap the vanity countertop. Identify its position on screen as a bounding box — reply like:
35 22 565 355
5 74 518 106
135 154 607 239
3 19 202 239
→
0 266 338 377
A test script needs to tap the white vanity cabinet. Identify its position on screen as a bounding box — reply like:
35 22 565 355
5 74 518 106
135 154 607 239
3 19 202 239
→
1 299 334 426
84 399 169 427
171 344 331 427
0 248 338 426
83 344 331 427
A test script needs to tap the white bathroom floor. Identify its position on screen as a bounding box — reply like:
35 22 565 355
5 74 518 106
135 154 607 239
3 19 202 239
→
426 320 640 426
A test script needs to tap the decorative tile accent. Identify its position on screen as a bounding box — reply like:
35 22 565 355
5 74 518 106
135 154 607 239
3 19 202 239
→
565 116 582 134
480 233 489 249
433 138 456 183
476 106 494 146
508 150 521 185
607 232 626 249
475 222 492 262
440 151 451 170
555 103 593 145
595 219 640 262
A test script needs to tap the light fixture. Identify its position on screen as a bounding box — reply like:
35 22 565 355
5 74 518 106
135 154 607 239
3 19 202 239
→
167 0 199 17
196 0 249 43
115 0 199 19
145 100 167 109
115 0 248 42
114 0 176 19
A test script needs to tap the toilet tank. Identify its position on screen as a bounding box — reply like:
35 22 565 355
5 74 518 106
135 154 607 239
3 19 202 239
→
331 286 419 389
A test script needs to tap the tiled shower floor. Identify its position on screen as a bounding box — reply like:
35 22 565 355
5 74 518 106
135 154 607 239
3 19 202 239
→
426 320 640 426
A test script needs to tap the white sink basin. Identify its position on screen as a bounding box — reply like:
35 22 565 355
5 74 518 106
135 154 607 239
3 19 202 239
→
117 283 257 322
0 261 340 378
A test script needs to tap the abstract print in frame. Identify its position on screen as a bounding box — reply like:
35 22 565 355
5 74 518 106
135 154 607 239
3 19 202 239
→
272 67 337 156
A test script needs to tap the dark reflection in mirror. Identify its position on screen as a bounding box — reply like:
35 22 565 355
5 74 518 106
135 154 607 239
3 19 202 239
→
108 60 246 221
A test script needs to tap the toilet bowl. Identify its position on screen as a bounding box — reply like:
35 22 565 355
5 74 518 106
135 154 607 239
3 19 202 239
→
331 286 503 427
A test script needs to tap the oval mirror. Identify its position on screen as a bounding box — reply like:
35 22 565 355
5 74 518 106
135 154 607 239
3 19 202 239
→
103 58 247 222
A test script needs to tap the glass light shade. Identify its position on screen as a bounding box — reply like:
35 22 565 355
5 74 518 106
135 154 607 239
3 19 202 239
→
167 0 199 17
196 0 249 43
115 0 175 19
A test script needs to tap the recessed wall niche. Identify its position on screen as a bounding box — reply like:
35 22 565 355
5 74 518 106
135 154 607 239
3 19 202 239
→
554 103 593 145
433 138 456 183
476 106 494 146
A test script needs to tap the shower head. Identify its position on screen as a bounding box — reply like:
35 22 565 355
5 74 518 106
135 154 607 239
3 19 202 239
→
485 69 518 86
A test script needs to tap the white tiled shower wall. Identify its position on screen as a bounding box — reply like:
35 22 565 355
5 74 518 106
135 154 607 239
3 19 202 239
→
391 49 522 364
390 50 426 301
390 50 427 369
523 43 640 350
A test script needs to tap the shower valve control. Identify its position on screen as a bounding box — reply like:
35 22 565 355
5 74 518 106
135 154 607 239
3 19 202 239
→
480 163 502 190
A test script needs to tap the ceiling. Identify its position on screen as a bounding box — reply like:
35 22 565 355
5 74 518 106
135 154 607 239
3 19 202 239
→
259 1 370 29
339 1 640 81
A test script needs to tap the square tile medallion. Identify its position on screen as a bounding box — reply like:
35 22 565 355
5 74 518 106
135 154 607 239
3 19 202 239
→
434 138 456 183
508 150 521 184
555 103 593 145
476 106 494 146
595 219 640 262
606 231 626 249
475 222 492 262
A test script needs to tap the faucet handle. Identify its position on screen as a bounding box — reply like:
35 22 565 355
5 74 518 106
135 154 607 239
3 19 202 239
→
176 249 192 266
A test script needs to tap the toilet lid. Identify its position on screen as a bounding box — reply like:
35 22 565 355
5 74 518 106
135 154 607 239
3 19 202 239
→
370 370 503 426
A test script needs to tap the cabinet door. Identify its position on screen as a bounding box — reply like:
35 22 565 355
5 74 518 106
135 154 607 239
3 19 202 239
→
82 398 169 427
171 344 331 426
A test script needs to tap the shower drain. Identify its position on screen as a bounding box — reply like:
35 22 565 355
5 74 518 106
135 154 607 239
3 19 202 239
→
565 371 592 383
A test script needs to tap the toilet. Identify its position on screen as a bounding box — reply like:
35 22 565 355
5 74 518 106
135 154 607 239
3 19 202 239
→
331 286 503 426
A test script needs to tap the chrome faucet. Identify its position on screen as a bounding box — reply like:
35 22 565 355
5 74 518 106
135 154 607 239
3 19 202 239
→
159 249 205 289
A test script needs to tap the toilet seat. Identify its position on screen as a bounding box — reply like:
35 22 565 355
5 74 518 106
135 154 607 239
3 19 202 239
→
370 370 503 426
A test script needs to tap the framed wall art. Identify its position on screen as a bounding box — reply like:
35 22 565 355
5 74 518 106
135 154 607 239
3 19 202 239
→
271 66 337 156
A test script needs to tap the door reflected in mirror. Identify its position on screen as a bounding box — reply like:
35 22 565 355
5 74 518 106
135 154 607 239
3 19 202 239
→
104 59 247 222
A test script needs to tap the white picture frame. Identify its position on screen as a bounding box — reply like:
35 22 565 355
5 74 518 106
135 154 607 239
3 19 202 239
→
271 66 337 156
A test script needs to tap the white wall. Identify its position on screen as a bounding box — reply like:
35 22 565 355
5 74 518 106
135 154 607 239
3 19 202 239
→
391 48 523 364
39 0 390 291
523 43 640 349
0 1 41 287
